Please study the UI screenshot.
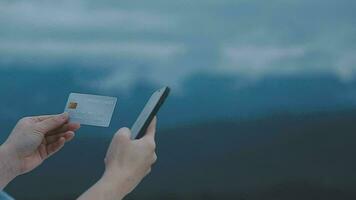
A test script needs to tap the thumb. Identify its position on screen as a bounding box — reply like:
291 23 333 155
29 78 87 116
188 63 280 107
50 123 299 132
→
35 113 68 133
142 117 157 142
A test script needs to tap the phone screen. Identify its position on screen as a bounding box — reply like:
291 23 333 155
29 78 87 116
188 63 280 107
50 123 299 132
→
131 87 170 139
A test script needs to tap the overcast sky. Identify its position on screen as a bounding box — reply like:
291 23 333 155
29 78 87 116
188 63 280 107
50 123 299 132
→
0 0 355 90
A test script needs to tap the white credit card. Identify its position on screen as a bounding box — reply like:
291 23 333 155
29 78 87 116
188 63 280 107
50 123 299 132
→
64 93 117 127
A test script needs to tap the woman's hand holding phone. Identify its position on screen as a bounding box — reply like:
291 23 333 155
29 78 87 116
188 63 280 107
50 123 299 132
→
78 118 157 200
79 87 169 200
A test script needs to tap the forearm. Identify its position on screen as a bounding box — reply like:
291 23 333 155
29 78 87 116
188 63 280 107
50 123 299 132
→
0 144 19 190
78 171 130 200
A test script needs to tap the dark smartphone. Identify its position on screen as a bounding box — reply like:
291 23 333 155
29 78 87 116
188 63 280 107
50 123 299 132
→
131 87 170 139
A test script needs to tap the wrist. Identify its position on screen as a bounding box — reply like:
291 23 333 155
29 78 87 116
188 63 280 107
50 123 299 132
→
77 169 130 200
0 144 21 189
100 169 134 199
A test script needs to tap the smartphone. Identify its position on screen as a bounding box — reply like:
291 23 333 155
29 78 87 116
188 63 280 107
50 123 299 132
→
131 87 170 139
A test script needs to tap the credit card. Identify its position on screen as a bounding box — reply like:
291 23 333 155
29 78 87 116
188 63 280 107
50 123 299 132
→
64 93 117 127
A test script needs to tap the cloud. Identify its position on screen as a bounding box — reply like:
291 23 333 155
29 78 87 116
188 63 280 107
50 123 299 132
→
219 46 306 77
0 0 355 91
335 52 356 82
0 1 178 32
0 40 185 61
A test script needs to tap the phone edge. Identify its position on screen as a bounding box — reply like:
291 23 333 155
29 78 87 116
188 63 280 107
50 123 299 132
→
134 87 170 139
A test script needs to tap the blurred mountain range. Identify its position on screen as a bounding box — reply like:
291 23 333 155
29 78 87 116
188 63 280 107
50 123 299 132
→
1 68 356 130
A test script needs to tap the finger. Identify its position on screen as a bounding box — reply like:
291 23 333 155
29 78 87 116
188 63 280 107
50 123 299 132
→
38 143 48 160
115 127 131 141
143 117 157 140
46 131 75 144
108 128 131 156
145 168 152 176
152 153 157 164
35 113 69 133
47 123 80 136
31 114 56 122
47 137 66 157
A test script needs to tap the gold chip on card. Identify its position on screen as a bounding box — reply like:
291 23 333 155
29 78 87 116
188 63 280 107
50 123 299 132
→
68 102 78 109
